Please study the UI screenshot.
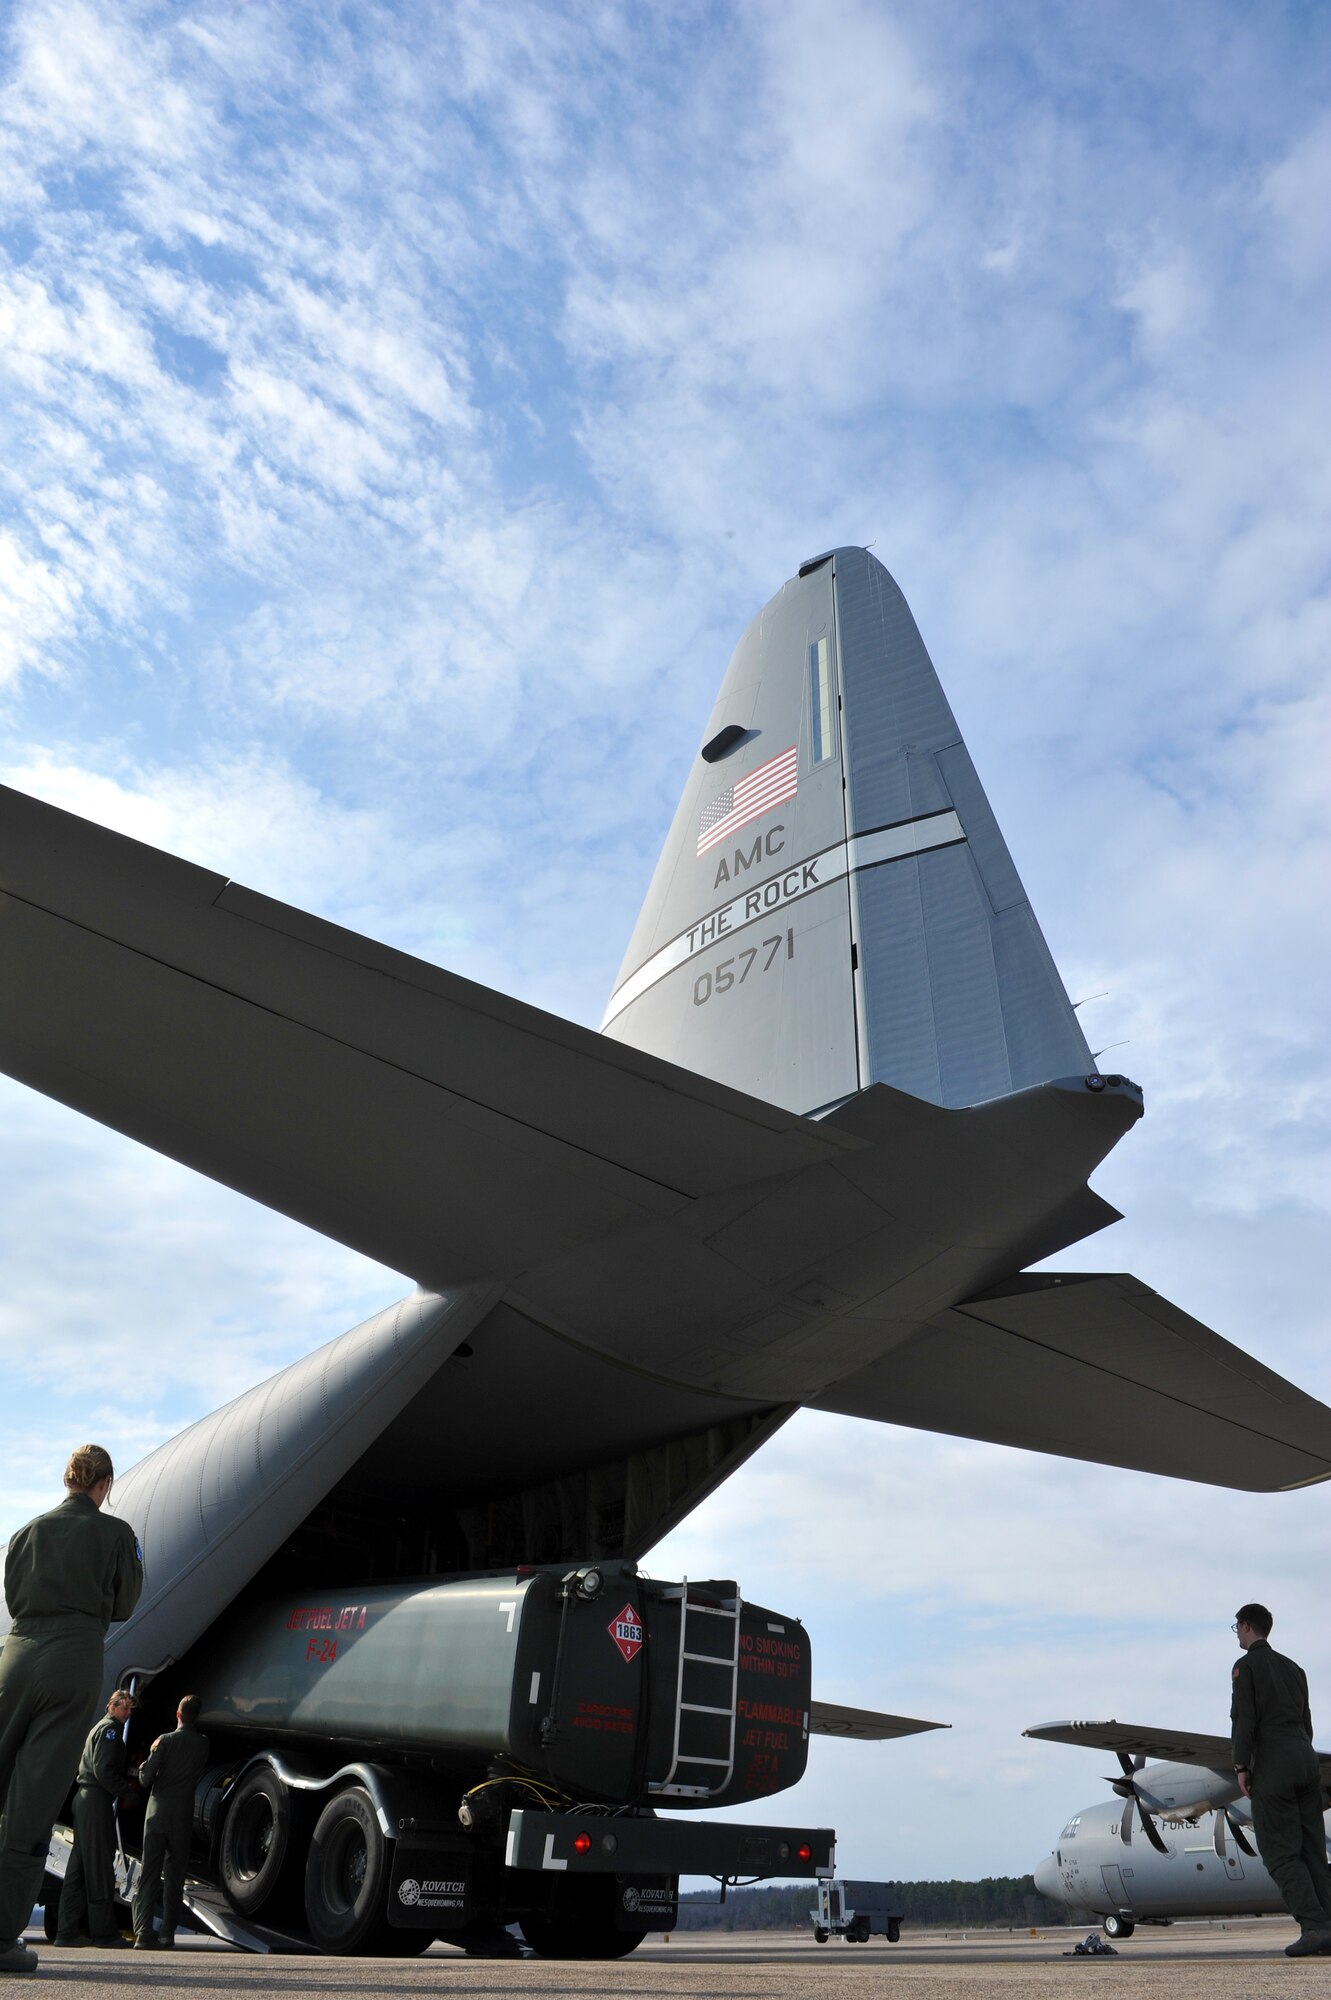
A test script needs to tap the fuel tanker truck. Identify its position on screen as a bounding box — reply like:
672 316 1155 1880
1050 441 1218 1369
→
186 1564 828 1956
69 1561 841 1958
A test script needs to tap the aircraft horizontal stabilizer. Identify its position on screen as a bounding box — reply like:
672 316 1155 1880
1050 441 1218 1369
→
810 1272 1331 1493
810 1700 948 1740
0 784 843 1289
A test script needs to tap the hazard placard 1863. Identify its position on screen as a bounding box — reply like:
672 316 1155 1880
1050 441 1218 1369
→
608 1602 643 1662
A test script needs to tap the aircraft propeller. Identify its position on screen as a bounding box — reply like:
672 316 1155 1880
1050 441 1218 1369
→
1108 1753 1170 1854
1212 1806 1256 1859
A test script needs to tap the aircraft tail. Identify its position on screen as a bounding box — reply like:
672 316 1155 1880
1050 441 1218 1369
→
602 547 1093 1115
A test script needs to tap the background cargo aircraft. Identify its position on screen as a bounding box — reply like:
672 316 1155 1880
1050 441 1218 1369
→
3 547 1331 1955
1028 1719 1331 1938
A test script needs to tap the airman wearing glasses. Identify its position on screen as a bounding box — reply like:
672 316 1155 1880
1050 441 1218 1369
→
1231 1603 1331 1956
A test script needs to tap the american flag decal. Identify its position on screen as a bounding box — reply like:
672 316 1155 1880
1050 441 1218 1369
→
697 745 798 857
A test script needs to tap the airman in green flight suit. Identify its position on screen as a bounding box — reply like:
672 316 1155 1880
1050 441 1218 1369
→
54 1692 136 1948
1231 1602 1331 1957
132 1695 210 1949
0 1446 143 1977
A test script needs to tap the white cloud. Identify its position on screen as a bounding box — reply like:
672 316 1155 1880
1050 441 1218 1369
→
0 525 77 684
0 747 478 956
4 0 202 166
1259 112 1331 288
1114 248 1208 357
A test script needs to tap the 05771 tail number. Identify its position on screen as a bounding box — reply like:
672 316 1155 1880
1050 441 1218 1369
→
692 931 793 1007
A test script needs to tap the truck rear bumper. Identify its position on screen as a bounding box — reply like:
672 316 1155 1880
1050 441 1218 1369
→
504 1809 834 1878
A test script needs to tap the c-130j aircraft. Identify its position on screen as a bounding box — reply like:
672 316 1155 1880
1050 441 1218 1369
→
2 547 1331 1957
1027 1719 1331 1939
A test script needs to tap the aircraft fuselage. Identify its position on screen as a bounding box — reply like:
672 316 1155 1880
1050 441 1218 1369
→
1034 1795 1317 1925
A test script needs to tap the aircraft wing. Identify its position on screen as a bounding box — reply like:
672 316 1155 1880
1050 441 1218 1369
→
810 1272 1331 1493
1024 1720 1236 1768
1025 1718 1331 1789
810 1701 948 1741
0 784 844 1287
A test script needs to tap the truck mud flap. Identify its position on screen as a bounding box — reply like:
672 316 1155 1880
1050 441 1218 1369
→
614 1877 678 1931
387 1837 473 1929
504 1809 833 1879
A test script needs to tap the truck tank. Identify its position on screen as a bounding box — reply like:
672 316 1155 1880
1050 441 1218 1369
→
184 1562 812 1809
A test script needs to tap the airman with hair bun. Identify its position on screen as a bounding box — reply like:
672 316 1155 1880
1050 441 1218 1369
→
62 1447 115 1496
0 1446 143 1974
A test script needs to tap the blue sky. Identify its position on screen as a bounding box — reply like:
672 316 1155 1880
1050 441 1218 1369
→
1 0 1328 1880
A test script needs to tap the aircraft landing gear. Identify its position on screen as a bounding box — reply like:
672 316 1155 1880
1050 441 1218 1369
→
1103 1914 1135 1940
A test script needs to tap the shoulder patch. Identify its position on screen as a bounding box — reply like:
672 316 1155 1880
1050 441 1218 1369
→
1233 1664 1242 1679
134 1537 143 1562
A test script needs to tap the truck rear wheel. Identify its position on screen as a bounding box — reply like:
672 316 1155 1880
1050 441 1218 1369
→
518 1880 646 1959
519 1914 645 1958
221 1767 297 1916
304 1786 394 1954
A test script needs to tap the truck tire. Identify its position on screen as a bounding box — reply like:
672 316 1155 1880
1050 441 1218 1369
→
519 1914 645 1958
381 1929 438 1956
304 1786 393 1954
887 1919 901 1943
813 1925 830 1943
519 1880 646 1959
221 1767 297 1916
588 1929 646 1960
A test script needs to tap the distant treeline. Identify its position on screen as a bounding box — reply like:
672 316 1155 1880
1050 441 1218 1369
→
674 1877 1067 1930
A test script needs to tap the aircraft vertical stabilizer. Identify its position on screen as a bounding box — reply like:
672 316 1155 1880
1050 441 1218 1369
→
602 548 1093 1113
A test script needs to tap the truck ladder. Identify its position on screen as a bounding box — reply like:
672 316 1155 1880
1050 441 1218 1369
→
648 1580 742 1800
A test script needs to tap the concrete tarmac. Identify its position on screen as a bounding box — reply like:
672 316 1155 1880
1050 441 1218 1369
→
15 1918 1329 1998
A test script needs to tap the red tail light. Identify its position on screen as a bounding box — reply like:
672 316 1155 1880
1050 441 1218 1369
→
797 1843 812 1862
573 1832 592 1855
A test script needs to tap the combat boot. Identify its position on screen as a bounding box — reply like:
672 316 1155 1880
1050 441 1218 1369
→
1284 1928 1331 1956
0 1939 38 1975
